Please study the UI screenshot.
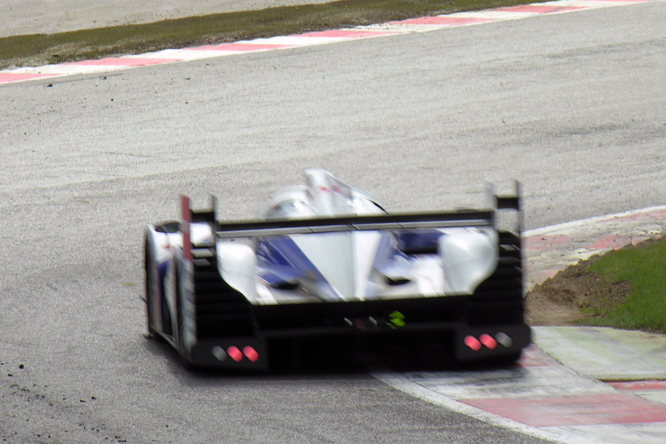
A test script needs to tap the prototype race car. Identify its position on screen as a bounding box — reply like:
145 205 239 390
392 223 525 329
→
144 169 530 370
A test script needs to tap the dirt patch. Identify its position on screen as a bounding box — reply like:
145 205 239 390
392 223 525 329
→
525 254 632 326
2 0 341 38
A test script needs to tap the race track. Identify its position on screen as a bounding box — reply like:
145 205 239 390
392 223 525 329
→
1 2 665 442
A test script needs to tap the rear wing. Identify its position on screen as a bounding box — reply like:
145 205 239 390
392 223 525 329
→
177 183 522 305
181 181 521 239
215 211 494 238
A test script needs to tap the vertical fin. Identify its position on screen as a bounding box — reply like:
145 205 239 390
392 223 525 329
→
180 194 192 261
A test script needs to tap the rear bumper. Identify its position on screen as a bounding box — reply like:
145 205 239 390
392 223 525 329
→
186 322 530 370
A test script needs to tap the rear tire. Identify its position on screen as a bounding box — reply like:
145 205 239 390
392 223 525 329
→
144 239 161 341
174 270 198 372
175 268 185 350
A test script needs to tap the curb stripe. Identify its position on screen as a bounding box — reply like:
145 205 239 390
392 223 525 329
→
394 17 495 25
523 205 666 238
523 206 666 289
460 393 666 427
63 57 177 67
293 30 398 38
372 371 576 443
1 0 662 85
493 4 585 11
185 43 294 51
0 73 58 83
609 381 666 391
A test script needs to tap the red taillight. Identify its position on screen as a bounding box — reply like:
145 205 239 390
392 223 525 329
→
227 346 243 362
243 346 259 362
464 335 481 351
480 334 497 349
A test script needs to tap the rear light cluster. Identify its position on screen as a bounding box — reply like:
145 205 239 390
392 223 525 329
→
464 332 513 351
211 345 259 363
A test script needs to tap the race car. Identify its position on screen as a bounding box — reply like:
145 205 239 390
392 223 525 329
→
144 169 530 370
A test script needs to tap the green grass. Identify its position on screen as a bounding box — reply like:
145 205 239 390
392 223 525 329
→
1 0 543 69
578 238 666 333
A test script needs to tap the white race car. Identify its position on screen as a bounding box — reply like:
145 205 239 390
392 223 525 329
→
144 169 530 370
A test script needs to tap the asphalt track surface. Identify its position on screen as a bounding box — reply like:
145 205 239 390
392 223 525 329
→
1 2 665 443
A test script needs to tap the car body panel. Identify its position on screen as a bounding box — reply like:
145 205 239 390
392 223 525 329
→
144 170 530 369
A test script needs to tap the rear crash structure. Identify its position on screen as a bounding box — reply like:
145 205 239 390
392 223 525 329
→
144 170 530 370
